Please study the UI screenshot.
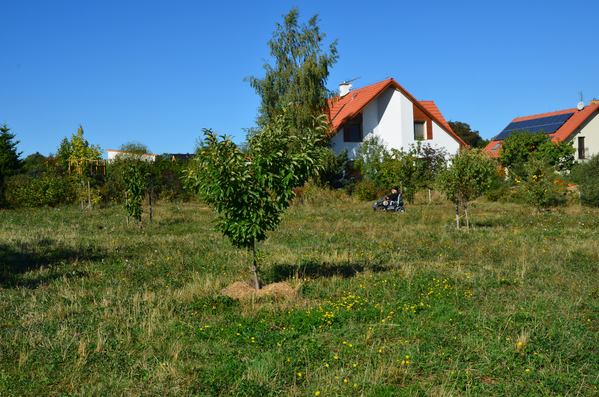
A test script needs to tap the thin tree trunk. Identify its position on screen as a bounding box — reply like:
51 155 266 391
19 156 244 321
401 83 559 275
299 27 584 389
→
148 187 153 223
125 190 129 226
250 240 260 290
464 203 470 229
87 180 91 209
455 202 460 230
428 189 432 204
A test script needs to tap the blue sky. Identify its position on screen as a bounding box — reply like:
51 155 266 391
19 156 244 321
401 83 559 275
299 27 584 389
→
2 0 598 156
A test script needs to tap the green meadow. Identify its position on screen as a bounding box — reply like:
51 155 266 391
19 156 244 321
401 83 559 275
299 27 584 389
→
1 196 598 396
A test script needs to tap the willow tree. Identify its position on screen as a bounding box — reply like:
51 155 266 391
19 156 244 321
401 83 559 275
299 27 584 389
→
186 112 328 289
247 7 338 131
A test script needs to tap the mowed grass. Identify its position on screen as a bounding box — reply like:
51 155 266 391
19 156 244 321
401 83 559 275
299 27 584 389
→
1 197 598 396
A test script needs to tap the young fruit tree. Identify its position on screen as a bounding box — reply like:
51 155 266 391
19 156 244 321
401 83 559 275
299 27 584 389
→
437 149 497 229
123 160 148 225
186 112 328 289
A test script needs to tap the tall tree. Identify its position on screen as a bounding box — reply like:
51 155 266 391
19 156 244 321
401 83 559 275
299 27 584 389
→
0 124 21 177
0 124 22 204
247 8 338 130
448 121 488 148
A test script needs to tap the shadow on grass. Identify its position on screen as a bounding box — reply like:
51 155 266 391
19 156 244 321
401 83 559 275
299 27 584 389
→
0 237 105 288
266 260 390 283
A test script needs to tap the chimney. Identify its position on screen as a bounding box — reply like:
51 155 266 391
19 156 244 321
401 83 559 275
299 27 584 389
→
339 82 352 97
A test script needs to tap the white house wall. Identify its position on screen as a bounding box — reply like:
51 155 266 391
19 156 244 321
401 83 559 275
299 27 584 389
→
430 121 460 154
569 111 599 160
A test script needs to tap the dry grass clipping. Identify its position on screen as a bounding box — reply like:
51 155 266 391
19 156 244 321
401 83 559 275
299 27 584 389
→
221 281 298 301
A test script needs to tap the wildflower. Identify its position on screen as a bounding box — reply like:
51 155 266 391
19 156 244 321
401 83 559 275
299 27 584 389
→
297 372 302 378
314 391 321 396
343 378 349 384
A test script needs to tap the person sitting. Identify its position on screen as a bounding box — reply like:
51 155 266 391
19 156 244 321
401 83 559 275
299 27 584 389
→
383 187 400 207
386 187 400 202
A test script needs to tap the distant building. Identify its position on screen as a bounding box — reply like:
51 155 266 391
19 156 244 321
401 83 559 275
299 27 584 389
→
106 149 157 162
327 78 467 159
485 100 599 161
162 153 194 162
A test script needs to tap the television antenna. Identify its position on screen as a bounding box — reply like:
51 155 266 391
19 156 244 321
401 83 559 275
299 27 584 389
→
577 91 585 111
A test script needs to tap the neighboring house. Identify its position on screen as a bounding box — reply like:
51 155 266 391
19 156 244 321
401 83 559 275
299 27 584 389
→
106 149 157 162
485 100 599 161
327 78 467 159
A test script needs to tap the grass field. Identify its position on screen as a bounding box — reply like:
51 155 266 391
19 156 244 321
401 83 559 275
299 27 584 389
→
1 196 598 396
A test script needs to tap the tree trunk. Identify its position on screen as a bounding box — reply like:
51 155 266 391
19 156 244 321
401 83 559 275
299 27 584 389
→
125 190 129 226
455 202 460 230
250 240 260 290
428 189 432 204
464 203 470 230
148 187 153 223
87 180 92 209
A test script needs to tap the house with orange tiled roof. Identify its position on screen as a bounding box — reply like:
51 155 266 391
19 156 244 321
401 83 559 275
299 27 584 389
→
327 78 466 159
484 99 599 161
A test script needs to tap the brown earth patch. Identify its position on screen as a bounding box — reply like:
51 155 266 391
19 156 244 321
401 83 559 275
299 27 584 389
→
221 281 298 301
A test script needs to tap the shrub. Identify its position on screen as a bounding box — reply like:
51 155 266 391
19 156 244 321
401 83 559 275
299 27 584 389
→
5 174 76 207
570 155 599 207
519 158 567 210
353 179 379 201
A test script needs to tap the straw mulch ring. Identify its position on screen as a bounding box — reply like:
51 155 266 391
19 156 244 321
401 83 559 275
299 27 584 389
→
221 281 298 301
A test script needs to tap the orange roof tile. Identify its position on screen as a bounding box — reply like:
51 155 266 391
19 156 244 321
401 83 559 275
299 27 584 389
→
326 78 466 147
419 100 455 135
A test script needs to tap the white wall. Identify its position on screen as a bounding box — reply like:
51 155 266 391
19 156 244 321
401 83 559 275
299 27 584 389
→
330 87 461 158
569 112 599 161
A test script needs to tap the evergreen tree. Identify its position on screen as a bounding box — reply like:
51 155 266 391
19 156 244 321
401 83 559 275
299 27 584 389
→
0 124 22 204
247 8 338 131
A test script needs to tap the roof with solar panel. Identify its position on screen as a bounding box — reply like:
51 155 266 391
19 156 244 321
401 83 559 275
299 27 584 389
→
484 101 599 157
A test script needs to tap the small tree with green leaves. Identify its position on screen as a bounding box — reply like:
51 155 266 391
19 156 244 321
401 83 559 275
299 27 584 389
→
123 160 147 224
355 136 390 187
186 112 327 289
412 143 448 203
437 149 497 229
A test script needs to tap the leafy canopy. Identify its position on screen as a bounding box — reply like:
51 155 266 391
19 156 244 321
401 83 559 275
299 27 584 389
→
247 8 338 130
186 111 328 249
448 121 488 148
437 149 497 207
56 126 102 176
499 132 574 177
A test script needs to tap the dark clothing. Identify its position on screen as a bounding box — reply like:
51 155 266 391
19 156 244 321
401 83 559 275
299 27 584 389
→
387 192 399 202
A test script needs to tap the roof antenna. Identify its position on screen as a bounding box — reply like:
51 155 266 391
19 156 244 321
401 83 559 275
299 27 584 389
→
577 91 585 111
343 76 361 85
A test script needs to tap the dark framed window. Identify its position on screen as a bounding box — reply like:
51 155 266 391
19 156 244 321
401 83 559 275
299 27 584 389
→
414 121 425 140
344 114 363 142
578 136 586 159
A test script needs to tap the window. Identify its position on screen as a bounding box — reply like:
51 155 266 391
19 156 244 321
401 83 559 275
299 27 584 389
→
578 136 586 159
344 115 363 142
414 121 425 140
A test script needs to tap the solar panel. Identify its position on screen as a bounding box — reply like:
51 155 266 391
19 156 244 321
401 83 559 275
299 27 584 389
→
495 112 574 140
